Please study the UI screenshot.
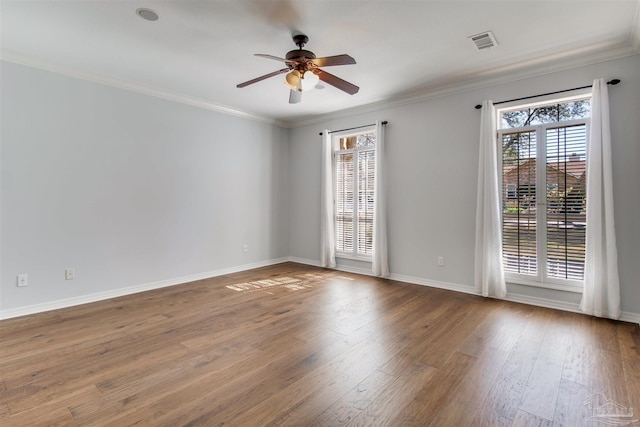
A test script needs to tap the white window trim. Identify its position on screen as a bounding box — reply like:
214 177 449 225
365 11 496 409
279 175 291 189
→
497 95 591 292
332 126 376 261
497 90 592 114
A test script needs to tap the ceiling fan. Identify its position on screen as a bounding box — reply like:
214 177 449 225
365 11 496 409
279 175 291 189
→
236 34 359 104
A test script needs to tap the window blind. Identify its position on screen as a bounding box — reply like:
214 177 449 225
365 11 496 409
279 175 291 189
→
545 124 587 280
501 124 587 282
502 130 538 276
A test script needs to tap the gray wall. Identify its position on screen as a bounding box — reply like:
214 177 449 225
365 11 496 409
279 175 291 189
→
1 61 290 311
2 54 638 318
288 54 640 316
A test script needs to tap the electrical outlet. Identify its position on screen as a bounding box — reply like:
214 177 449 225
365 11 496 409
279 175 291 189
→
243 244 248 253
437 256 444 267
17 274 28 287
65 268 75 280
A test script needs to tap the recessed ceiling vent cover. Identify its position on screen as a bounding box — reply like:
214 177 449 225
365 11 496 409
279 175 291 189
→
469 31 498 50
136 8 159 21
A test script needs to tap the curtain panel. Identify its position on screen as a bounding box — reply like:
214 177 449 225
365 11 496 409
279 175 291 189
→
580 78 621 319
475 100 507 298
320 130 336 268
372 120 389 277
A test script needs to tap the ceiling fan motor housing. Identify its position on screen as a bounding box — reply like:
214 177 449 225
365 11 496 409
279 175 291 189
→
286 49 316 72
286 49 316 61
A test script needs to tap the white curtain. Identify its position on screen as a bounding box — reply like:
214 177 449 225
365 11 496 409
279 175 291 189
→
372 121 390 277
474 100 507 298
580 79 621 319
320 130 336 268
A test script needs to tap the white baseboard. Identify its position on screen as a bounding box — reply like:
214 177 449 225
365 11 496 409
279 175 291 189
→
334 264 374 276
288 257 373 276
397 272 640 326
3 257 638 326
0 257 289 320
288 258 640 326
619 311 640 325
388 272 478 296
288 256 322 268
505 293 640 325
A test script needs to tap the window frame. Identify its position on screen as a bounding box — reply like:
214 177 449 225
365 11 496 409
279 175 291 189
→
496 92 591 293
332 126 377 261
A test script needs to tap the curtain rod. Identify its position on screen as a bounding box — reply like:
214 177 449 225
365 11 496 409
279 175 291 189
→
474 79 620 109
318 121 387 136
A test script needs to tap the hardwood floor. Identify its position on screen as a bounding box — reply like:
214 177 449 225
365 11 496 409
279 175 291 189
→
1 262 638 426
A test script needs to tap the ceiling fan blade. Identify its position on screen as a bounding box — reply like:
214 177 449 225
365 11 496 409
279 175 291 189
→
311 54 356 67
237 68 289 88
289 90 302 104
254 54 296 64
315 69 359 95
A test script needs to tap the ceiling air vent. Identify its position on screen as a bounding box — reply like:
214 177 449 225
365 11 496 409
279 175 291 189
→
469 31 498 50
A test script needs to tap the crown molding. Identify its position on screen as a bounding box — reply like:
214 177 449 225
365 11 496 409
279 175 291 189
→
285 41 639 128
2 39 637 131
0 50 290 127
631 0 640 53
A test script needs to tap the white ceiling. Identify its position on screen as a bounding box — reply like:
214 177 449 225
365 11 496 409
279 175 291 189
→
2 0 639 127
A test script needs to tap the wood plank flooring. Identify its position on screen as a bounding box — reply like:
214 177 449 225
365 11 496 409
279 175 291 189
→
1 262 638 426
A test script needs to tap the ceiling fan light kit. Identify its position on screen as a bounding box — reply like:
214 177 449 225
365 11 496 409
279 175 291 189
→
284 70 301 89
285 70 319 92
237 34 358 104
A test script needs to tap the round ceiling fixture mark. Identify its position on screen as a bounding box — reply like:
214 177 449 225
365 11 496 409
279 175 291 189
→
136 8 159 21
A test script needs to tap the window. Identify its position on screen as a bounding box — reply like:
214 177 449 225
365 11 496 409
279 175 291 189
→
334 129 376 258
498 96 590 289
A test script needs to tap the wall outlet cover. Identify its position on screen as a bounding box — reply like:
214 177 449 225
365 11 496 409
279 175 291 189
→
17 274 28 287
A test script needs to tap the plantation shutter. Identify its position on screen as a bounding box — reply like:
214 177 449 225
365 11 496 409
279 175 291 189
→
357 150 375 255
333 129 377 258
335 152 354 253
